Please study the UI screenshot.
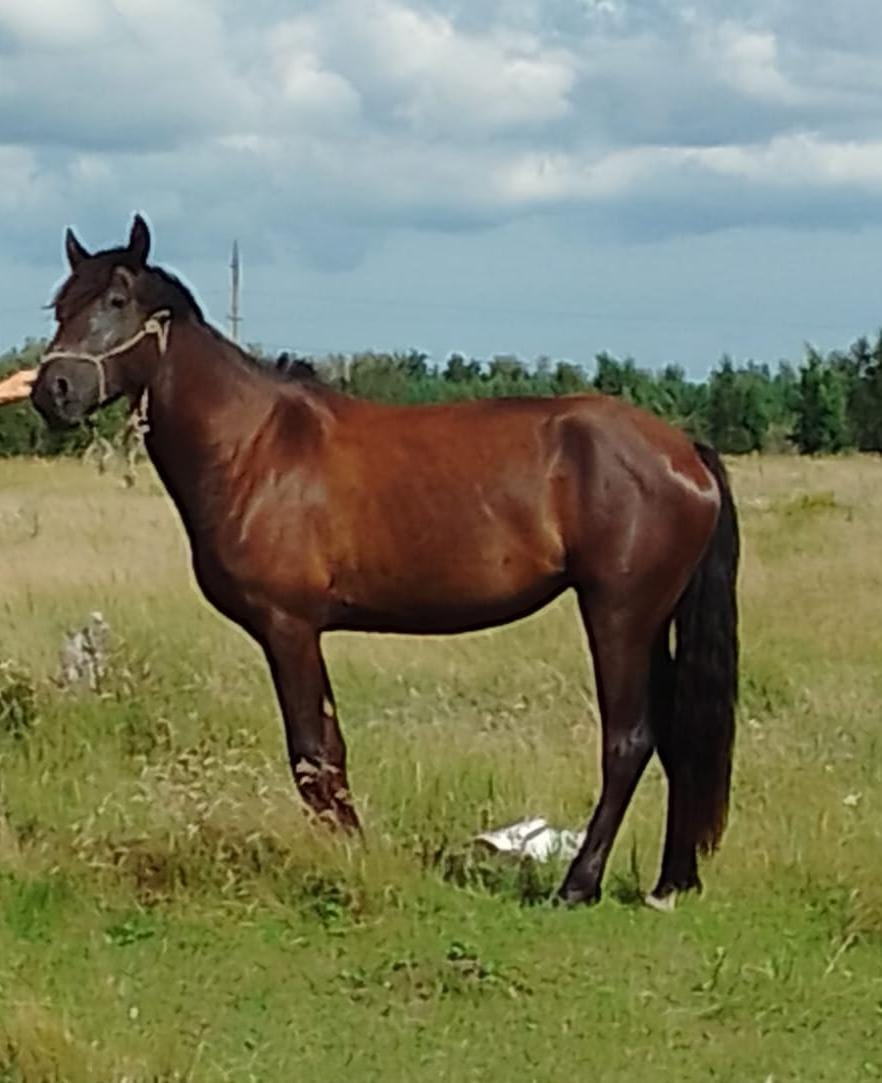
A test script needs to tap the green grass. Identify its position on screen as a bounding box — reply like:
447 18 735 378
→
0 455 881 1081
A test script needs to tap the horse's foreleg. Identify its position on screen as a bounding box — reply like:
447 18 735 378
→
262 615 360 833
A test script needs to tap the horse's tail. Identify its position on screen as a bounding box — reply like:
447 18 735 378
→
669 443 740 854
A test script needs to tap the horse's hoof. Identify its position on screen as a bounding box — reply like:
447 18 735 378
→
556 884 601 908
644 891 677 914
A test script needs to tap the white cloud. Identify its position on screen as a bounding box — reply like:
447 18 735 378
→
2 0 882 272
281 0 577 137
0 0 254 150
274 53 361 127
697 21 804 105
693 134 882 189
0 0 107 47
0 146 39 211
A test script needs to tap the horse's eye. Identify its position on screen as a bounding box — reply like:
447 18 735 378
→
109 295 126 309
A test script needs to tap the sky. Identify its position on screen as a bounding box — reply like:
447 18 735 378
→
3 0 882 377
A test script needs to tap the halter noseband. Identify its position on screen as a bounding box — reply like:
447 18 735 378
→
42 309 172 404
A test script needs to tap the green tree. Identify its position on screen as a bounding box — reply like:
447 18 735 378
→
443 353 481 384
593 353 659 411
793 349 851 454
842 332 882 451
707 358 771 453
552 361 588 395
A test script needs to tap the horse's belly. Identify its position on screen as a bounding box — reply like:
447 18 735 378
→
327 537 567 634
329 577 568 634
205 492 569 633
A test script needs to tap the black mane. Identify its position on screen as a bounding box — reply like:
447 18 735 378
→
222 337 325 388
275 352 318 382
137 266 205 322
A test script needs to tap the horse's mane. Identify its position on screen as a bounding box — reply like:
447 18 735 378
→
202 321 324 388
137 266 205 322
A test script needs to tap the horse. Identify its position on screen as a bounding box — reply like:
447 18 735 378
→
32 215 739 908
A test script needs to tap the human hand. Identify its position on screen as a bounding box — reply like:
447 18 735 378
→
0 368 37 405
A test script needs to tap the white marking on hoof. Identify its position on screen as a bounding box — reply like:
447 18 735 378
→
644 892 677 914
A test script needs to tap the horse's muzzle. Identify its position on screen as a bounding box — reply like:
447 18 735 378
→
31 358 93 427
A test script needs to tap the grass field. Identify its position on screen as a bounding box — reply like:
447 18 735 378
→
0 453 880 1081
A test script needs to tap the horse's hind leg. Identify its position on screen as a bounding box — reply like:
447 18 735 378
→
650 626 701 905
261 613 360 832
558 595 655 905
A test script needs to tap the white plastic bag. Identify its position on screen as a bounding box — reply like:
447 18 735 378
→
474 817 584 862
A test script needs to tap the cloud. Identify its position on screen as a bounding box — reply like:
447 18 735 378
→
0 0 107 48
3 0 882 277
314 0 577 136
0 0 254 151
694 21 803 106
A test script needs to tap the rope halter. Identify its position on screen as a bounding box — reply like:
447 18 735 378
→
41 309 172 404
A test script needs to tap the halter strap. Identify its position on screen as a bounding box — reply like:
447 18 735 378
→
42 309 172 404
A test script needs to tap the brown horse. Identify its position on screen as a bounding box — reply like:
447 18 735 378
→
32 216 738 908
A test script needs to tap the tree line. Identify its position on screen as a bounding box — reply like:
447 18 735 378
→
280 332 882 455
3 330 882 456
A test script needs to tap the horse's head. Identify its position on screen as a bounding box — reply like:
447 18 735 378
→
32 214 171 427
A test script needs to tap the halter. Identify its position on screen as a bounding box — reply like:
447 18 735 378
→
42 309 172 405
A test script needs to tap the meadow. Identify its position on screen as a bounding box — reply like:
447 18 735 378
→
0 453 880 1081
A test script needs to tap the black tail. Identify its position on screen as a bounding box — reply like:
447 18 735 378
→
671 443 739 854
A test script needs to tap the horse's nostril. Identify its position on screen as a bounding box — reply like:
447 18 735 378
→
56 376 70 397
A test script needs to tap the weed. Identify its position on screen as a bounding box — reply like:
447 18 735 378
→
0 662 36 741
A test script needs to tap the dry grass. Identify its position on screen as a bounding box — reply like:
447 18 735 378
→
0 1001 105 1083
1 454 881 1081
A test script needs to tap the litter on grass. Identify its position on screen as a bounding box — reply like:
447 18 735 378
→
474 817 584 862
58 611 111 691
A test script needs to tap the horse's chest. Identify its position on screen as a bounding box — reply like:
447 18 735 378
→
190 513 321 615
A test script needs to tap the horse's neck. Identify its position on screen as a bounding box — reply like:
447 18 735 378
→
143 321 280 527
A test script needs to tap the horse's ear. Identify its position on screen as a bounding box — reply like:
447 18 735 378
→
65 228 90 270
128 214 151 265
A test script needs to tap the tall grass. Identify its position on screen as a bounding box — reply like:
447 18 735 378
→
0 455 880 1081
